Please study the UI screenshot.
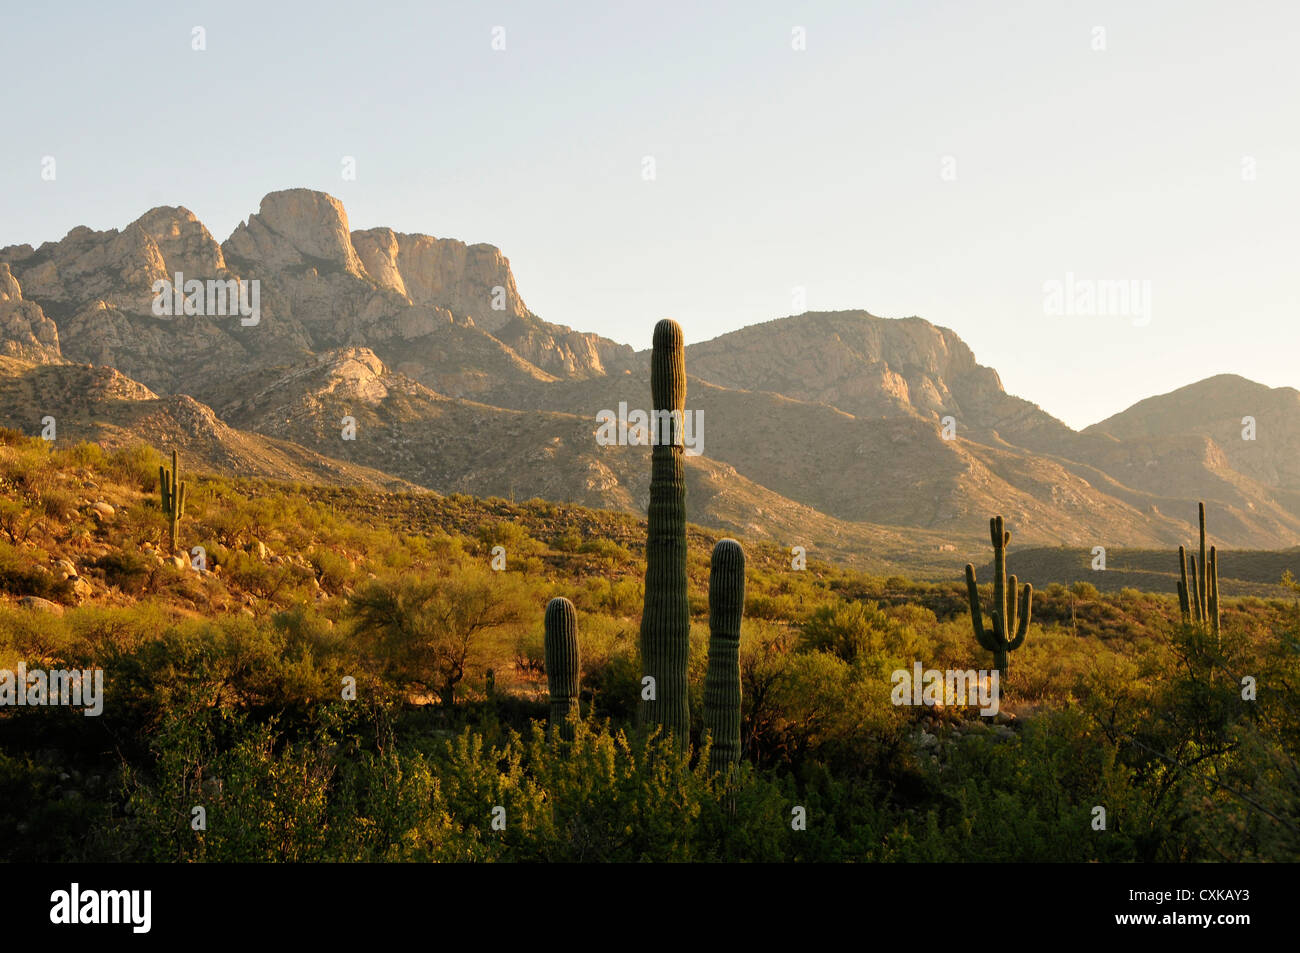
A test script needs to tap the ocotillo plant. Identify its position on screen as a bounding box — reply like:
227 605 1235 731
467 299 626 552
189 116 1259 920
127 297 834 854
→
159 448 187 555
703 538 745 775
638 318 691 745
1176 502 1220 640
544 597 580 740
964 515 1032 683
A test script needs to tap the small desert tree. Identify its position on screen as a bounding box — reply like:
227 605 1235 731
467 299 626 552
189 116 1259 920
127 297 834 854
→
347 566 526 707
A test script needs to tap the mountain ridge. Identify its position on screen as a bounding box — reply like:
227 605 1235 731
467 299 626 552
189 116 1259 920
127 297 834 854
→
2 187 1297 569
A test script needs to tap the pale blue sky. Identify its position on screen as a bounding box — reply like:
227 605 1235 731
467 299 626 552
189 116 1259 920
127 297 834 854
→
2 0 1297 429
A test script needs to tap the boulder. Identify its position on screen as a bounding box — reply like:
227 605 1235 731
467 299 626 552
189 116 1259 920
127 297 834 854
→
18 596 64 615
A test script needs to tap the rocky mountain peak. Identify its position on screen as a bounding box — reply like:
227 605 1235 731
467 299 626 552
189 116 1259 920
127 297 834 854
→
224 188 366 277
128 205 227 277
686 310 1003 423
1085 373 1300 492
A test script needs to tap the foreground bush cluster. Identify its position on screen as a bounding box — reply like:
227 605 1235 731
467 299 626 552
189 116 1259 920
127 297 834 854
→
1 433 1298 861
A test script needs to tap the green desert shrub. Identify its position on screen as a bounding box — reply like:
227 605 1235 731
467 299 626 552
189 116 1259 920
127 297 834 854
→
105 442 161 491
0 541 75 602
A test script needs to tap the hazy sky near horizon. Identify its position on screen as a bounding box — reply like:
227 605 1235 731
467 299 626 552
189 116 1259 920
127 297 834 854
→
2 0 1297 429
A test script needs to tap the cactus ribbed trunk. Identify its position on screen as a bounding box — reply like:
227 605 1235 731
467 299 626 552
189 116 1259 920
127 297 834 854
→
1177 546 1191 623
638 318 691 746
1208 545 1220 642
1198 502 1208 622
704 538 745 775
1190 554 1203 622
544 597 580 740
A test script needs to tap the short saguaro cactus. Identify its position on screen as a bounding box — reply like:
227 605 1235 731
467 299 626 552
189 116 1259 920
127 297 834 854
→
703 538 745 775
544 596 580 740
159 448 187 555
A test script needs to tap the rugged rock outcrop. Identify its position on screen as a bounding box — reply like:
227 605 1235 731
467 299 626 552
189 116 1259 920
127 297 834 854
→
493 314 635 379
225 189 365 277
131 206 228 278
0 264 62 363
351 226 528 333
0 222 168 318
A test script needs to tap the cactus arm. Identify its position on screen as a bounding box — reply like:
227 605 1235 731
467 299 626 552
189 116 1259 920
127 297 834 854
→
966 564 997 650
1009 584 1031 649
1189 554 1203 622
1177 546 1191 622
1197 502 1208 620
1209 545 1220 638
964 563 985 632
1005 572 1018 637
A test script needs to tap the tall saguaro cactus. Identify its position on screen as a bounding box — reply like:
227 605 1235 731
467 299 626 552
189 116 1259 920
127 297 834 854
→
704 538 745 774
159 448 187 555
1176 501 1220 640
544 597 580 740
964 515 1032 683
638 318 691 745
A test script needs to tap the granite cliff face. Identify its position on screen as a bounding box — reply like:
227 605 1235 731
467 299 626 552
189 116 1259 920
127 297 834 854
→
2 188 1298 566
349 226 528 332
225 189 366 277
0 264 62 364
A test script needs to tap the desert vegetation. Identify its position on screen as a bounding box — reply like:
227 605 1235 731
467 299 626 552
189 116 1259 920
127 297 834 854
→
1 422 1297 862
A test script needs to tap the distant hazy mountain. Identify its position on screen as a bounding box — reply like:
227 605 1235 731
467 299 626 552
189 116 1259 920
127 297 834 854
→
1086 374 1300 493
